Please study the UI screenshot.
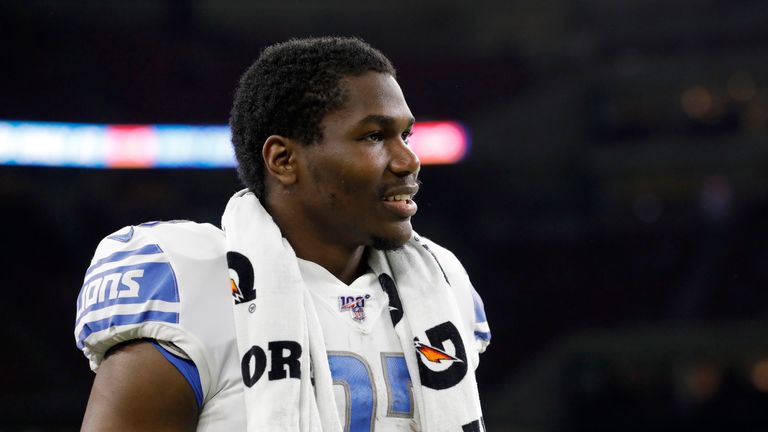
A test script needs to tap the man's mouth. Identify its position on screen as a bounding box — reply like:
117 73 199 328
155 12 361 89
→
383 194 413 202
381 193 418 218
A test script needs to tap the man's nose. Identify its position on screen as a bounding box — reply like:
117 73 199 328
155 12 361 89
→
389 139 420 176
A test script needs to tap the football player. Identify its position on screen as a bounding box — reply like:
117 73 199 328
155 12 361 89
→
75 37 490 431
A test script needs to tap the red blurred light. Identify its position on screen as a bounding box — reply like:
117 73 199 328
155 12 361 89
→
410 121 469 164
105 125 157 168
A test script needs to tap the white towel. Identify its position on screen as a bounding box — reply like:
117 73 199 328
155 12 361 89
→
222 190 485 431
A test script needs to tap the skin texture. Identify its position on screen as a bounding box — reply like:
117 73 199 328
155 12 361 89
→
81 71 419 430
264 72 420 284
81 340 198 431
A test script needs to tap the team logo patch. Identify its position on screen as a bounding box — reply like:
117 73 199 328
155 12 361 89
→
339 294 370 322
415 340 463 364
227 251 255 305
414 321 468 390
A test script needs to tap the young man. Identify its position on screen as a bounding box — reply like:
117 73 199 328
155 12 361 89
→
75 37 491 431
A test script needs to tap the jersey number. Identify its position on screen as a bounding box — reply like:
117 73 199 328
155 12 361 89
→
328 352 413 432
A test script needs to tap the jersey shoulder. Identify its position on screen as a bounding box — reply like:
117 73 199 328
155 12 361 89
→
74 220 228 370
414 235 491 354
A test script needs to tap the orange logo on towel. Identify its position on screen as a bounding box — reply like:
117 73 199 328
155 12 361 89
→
414 341 463 363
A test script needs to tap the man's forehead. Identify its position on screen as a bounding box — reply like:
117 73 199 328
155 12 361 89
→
337 73 412 119
355 114 416 128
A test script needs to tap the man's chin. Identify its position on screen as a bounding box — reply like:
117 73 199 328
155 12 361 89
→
369 222 412 251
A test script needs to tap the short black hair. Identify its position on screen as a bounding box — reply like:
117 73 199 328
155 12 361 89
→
230 36 396 198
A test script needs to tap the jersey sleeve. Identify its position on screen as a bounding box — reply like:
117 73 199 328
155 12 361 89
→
470 287 491 353
73 221 232 406
75 224 183 368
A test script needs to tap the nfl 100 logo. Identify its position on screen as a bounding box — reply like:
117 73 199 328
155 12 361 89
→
339 294 370 322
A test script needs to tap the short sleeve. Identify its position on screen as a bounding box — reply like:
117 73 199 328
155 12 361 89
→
74 224 197 372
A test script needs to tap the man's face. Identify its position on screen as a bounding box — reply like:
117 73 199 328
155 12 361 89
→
295 72 420 250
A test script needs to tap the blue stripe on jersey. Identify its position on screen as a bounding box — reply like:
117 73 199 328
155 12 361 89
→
106 226 135 243
76 310 179 350
150 341 203 409
474 330 491 342
471 288 488 323
471 288 491 343
85 244 164 277
76 261 179 325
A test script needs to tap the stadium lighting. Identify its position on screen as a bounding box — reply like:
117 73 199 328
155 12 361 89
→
0 120 470 168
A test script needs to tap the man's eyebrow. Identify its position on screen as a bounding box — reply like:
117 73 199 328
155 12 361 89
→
356 115 416 128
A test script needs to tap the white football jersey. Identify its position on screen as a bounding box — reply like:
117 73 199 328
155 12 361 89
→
74 221 490 431
298 258 419 430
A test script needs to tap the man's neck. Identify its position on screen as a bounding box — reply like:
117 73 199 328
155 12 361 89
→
293 244 368 285
265 195 368 285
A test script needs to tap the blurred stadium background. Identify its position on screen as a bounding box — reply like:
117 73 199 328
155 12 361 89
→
2 0 768 430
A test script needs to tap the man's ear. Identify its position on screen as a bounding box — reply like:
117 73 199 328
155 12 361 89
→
262 135 298 186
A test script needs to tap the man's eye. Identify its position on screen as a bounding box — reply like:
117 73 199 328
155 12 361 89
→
402 130 413 144
363 132 384 142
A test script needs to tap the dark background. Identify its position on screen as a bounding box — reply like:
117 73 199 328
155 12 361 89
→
2 1 768 430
